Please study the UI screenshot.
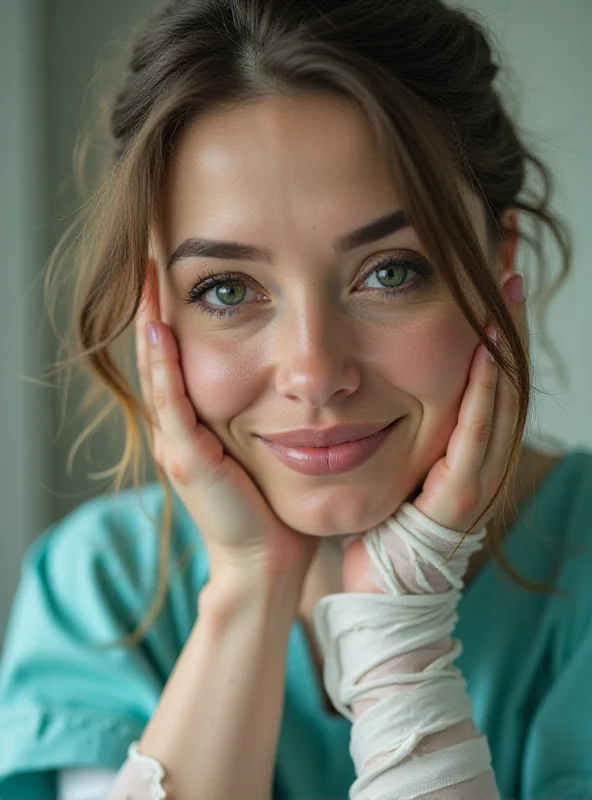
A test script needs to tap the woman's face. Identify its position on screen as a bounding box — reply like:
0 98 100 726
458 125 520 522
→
152 93 506 536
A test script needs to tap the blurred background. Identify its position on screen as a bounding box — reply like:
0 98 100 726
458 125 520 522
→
1 0 591 642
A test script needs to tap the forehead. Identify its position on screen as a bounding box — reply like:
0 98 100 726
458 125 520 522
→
171 92 386 185
159 95 396 232
156 93 486 253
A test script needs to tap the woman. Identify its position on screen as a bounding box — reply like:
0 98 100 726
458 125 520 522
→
0 0 590 798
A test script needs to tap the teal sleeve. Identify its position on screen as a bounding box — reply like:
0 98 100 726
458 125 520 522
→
521 591 592 798
0 487 205 800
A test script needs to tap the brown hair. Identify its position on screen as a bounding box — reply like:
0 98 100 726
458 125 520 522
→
45 0 572 647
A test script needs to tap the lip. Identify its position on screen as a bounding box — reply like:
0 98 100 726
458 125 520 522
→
258 418 402 476
259 422 394 448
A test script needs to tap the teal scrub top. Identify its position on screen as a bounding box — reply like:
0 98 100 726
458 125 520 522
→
1 448 592 800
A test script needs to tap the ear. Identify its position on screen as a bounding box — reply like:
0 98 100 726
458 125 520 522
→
499 208 519 272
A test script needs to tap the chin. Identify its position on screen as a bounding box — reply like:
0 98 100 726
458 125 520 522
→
263 484 419 538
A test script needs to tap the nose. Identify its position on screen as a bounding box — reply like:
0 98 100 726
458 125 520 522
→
274 303 361 407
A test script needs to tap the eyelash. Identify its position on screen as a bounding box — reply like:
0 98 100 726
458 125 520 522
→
183 253 434 319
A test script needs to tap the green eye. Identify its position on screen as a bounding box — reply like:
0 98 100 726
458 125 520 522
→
375 265 406 288
184 253 435 321
215 283 246 306
359 254 434 297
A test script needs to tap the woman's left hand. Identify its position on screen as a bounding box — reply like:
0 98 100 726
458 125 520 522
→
342 273 528 593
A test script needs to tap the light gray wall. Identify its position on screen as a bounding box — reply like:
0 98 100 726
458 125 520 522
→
1 0 591 637
0 0 50 642
46 0 161 527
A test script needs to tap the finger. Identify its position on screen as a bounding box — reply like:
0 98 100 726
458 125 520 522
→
148 321 206 486
144 321 166 464
481 272 529 487
450 271 528 480
135 265 167 464
135 264 160 430
500 272 529 359
445 328 500 487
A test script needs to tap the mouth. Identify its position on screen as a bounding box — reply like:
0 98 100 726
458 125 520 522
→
258 421 395 448
257 418 403 477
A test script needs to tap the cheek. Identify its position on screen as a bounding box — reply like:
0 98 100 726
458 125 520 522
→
179 339 259 424
176 306 478 429
376 311 478 403
158 283 256 423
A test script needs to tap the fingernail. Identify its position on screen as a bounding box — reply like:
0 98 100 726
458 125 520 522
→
147 321 159 347
504 274 524 303
486 327 499 361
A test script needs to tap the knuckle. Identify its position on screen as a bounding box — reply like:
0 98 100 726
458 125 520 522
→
455 488 479 517
138 384 152 412
147 408 159 428
165 453 195 485
152 388 168 411
468 418 493 442
136 360 150 383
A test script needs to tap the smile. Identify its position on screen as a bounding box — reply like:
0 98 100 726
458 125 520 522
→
257 418 402 476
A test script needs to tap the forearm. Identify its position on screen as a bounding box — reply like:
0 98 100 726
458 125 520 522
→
111 569 302 800
314 502 500 800
351 635 498 799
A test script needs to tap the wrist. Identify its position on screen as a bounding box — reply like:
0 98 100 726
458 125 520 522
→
201 561 304 624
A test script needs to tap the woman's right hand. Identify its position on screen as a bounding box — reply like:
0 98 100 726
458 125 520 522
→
135 270 319 592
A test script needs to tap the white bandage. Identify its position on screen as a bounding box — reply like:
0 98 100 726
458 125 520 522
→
312 501 500 800
105 741 167 800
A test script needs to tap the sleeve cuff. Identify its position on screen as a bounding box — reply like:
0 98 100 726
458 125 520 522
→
0 700 145 799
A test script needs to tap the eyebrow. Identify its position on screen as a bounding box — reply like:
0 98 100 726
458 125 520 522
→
166 209 409 271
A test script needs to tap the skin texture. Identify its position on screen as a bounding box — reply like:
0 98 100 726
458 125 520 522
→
152 92 513 544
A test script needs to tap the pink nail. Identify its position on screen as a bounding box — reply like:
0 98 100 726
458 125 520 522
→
147 321 159 347
485 327 498 362
505 274 524 302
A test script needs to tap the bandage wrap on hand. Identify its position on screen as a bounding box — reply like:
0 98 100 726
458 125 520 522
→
312 502 501 800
